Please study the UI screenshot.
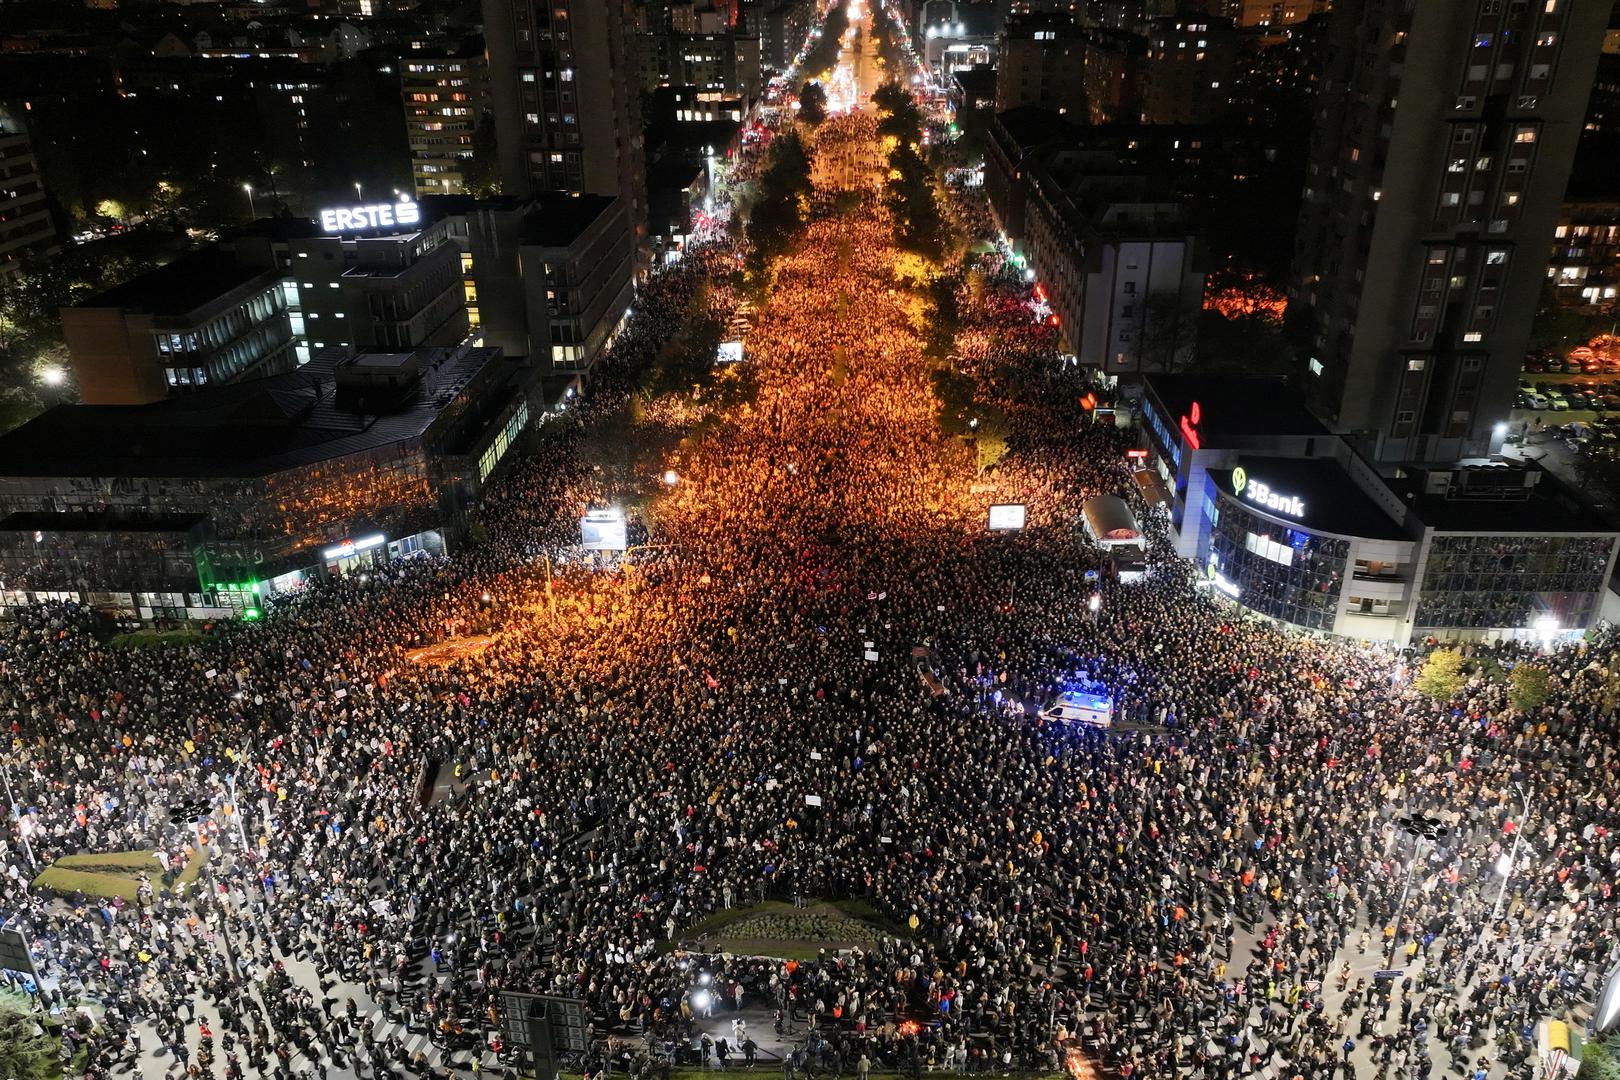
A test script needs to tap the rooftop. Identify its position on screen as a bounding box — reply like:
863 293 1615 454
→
990 106 1079 155
0 346 505 480
1145 375 1328 439
518 192 619 248
950 64 996 101
1391 467 1617 534
79 248 279 317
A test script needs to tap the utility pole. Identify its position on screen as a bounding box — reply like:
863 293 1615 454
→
544 552 556 619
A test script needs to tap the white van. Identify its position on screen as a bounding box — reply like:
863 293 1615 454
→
1038 690 1114 728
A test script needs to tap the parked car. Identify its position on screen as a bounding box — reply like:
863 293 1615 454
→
1524 356 1549 374
1598 394 1620 410
1546 392 1571 411
1522 392 1550 409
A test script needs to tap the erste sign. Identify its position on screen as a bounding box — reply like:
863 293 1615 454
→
319 201 422 234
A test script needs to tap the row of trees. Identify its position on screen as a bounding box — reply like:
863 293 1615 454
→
872 83 946 260
744 130 813 278
1413 648 1557 715
795 0 850 81
798 82 829 126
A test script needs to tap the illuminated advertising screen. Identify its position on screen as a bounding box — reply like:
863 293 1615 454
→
716 340 745 364
580 509 628 551
987 504 1027 532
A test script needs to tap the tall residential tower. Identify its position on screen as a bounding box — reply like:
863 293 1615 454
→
481 0 648 250
1290 0 1609 464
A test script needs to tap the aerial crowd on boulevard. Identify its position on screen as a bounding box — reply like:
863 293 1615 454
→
3 14 1620 1080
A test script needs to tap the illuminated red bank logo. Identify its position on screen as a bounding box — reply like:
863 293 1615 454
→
1179 401 1202 450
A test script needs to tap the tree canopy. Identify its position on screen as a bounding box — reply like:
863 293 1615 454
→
798 82 828 125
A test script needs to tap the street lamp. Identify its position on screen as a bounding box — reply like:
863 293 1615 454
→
1533 614 1559 650
1483 785 1533 946
1 750 37 869
354 181 364 201
243 183 256 219
1385 811 1448 966
663 469 680 486
38 366 65 388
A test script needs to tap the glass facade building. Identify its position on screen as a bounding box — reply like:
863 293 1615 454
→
155 281 294 389
1203 490 1350 632
1414 534 1614 632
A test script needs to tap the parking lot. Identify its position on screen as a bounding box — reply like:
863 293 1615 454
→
1508 359 1620 490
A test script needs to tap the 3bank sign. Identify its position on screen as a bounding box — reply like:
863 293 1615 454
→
319 199 421 233
1232 466 1305 518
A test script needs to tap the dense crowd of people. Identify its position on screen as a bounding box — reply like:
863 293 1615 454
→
3 18 1620 1080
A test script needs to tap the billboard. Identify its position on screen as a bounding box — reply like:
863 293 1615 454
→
987 504 1027 531
580 509 627 551
716 340 745 364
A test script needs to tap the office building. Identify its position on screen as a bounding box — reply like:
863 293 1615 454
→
995 14 1087 117
1290 0 1611 465
1138 375 1620 643
482 0 648 248
1024 152 1204 374
0 103 58 277
0 345 535 620
985 111 1204 376
452 192 635 371
400 42 491 197
63 199 476 404
62 250 297 405
228 208 469 361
